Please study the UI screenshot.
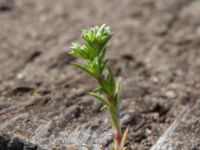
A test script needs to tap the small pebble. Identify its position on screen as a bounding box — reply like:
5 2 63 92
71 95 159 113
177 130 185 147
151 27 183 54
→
164 91 176 99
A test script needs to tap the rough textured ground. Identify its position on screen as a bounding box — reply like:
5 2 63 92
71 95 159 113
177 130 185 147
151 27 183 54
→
151 99 200 150
0 0 200 149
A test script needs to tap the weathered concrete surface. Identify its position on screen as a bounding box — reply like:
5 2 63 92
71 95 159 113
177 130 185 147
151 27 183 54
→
151 99 200 150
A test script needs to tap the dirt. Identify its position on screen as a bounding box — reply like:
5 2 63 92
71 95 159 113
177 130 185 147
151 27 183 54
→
151 99 200 150
0 0 200 149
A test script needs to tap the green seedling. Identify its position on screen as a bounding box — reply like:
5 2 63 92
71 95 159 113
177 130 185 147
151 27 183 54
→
69 24 128 150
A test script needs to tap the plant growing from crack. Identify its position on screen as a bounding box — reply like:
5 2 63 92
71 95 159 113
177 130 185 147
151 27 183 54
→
69 24 128 150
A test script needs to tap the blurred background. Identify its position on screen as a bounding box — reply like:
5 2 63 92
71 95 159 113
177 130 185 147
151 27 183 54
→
0 0 200 149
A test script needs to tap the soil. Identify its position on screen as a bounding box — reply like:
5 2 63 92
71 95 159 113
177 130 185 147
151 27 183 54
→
0 0 200 149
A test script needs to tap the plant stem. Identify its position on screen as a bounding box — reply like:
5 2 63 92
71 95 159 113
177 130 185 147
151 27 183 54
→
110 109 122 149
97 77 122 149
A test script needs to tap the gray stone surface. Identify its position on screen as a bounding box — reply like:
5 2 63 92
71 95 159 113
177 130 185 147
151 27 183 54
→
151 99 200 150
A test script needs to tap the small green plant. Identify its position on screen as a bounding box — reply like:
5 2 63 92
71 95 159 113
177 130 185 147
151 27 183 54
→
69 24 128 150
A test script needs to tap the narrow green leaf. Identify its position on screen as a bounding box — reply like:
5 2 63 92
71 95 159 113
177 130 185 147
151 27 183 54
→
108 68 115 87
100 105 108 111
99 78 110 94
89 92 109 106
100 47 107 59
121 128 129 148
92 87 103 93
115 82 121 108
72 63 95 77
101 59 108 73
